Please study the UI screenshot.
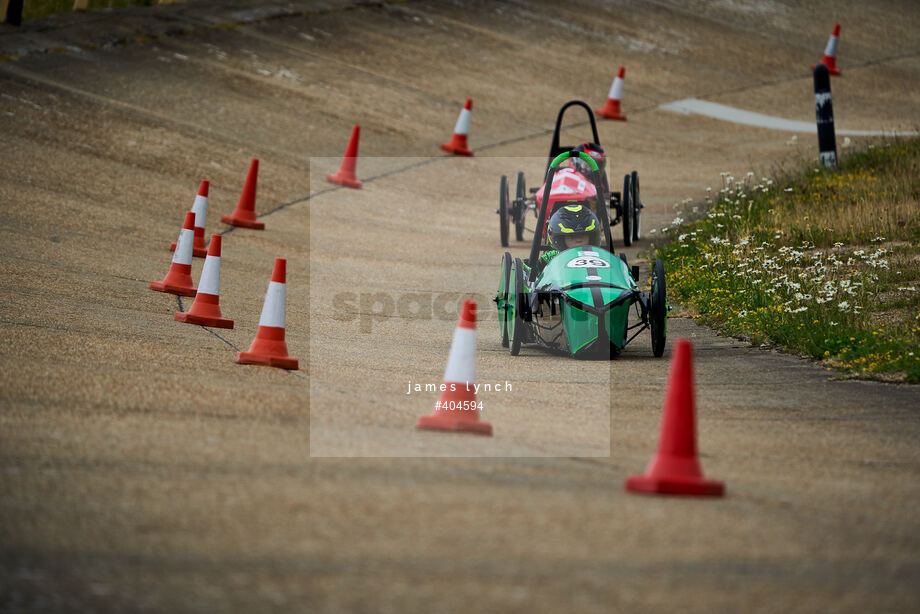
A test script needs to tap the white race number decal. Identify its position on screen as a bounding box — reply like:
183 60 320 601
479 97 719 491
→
567 257 609 269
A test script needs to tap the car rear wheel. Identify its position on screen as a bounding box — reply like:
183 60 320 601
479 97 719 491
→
650 259 667 357
631 170 641 241
498 251 512 347
509 258 525 356
499 175 510 247
621 173 633 247
515 172 526 242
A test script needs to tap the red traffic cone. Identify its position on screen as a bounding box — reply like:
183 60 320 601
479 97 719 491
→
440 98 474 156
812 23 841 76
174 235 233 329
625 338 724 497
236 258 298 370
170 180 209 258
150 211 198 297
417 299 492 435
221 159 264 230
326 125 363 189
596 66 627 120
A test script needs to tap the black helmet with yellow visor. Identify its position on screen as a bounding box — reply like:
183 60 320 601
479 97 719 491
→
547 202 603 251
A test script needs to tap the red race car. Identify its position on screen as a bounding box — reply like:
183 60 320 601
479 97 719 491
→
497 100 643 248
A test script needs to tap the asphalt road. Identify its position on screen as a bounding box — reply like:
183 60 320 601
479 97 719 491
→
1 1 919 611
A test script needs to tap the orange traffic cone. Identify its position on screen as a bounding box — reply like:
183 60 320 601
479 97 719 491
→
236 258 298 370
812 23 841 75
595 66 628 121
221 159 265 230
440 98 474 156
417 299 492 435
170 180 209 258
150 211 198 297
625 338 724 497
326 125 363 189
174 235 233 328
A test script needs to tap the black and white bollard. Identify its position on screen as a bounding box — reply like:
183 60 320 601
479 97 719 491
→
2 0 23 26
813 64 838 170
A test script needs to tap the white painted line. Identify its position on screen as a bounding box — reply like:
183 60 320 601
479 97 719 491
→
659 98 917 136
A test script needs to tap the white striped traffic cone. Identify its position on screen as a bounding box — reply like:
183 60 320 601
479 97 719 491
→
236 258 298 370
174 235 233 328
812 23 841 76
440 98 474 156
150 211 197 296
595 66 628 121
417 299 492 435
170 180 209 258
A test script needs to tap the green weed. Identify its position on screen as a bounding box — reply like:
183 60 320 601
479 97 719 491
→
23 0 172 21
651 139 920 383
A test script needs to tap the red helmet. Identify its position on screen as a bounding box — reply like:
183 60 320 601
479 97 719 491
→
571 142 606 175
576 142 605 163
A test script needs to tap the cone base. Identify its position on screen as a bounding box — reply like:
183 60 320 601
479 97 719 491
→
416 414 492 436
221 214 265 230
326 173 363 189
625 473 725 497
149 280 197 297
235 350 299 370
170 241 208 258
175 311 234 329
812 63 841 75
595 108 627 121
440 143 474 157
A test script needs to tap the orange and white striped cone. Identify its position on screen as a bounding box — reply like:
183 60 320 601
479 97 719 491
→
812 23 841 76
326 125 363 189
236 258 298 370
595 66 628 120
150 211 197 297
174 235 233 329
221 158 265 230
439 98 474 156
417 299 492 435
170 180 209 258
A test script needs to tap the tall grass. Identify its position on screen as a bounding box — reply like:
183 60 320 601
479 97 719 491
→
652 138 920 382
23 0 179 21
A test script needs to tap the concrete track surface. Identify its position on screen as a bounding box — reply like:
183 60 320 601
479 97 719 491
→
1 1 919 611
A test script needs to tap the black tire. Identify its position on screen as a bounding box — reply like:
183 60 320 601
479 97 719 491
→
498 252 512 347
514 171 526 242
621 174 633 247
499 175 509 247
650 259 667 357
631 170 641 242
509 258 525 356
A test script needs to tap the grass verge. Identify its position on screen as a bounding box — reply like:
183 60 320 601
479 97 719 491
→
22 0 178 22
651 138 920 383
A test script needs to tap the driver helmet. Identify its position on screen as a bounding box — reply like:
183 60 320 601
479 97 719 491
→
571 142 606 175
547 202 603 251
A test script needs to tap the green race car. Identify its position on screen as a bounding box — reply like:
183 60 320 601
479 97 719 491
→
495 151 667 359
